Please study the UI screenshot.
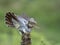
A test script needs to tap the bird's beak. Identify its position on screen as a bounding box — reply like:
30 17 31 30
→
34 25 40 29
33 23 40 30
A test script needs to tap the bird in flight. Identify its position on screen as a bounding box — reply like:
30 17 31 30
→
5 12 38 34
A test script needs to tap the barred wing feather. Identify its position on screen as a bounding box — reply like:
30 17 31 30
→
5 12 19 28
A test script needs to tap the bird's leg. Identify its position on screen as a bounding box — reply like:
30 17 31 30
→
21 32 31 45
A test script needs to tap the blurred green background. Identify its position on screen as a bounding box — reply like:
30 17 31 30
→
0 0 60 45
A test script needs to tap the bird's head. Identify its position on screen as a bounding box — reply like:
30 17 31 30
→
27 18 37 28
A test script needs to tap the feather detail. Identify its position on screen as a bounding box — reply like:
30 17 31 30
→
5 12 18 27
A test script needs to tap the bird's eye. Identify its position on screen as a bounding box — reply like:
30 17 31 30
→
24 21 26 23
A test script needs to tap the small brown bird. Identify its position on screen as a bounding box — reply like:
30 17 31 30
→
5 12 40 45
5 12 38 33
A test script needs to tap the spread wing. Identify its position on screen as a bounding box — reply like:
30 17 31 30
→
5 12 19 27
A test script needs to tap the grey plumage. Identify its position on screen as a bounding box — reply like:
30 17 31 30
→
5 12 37 33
